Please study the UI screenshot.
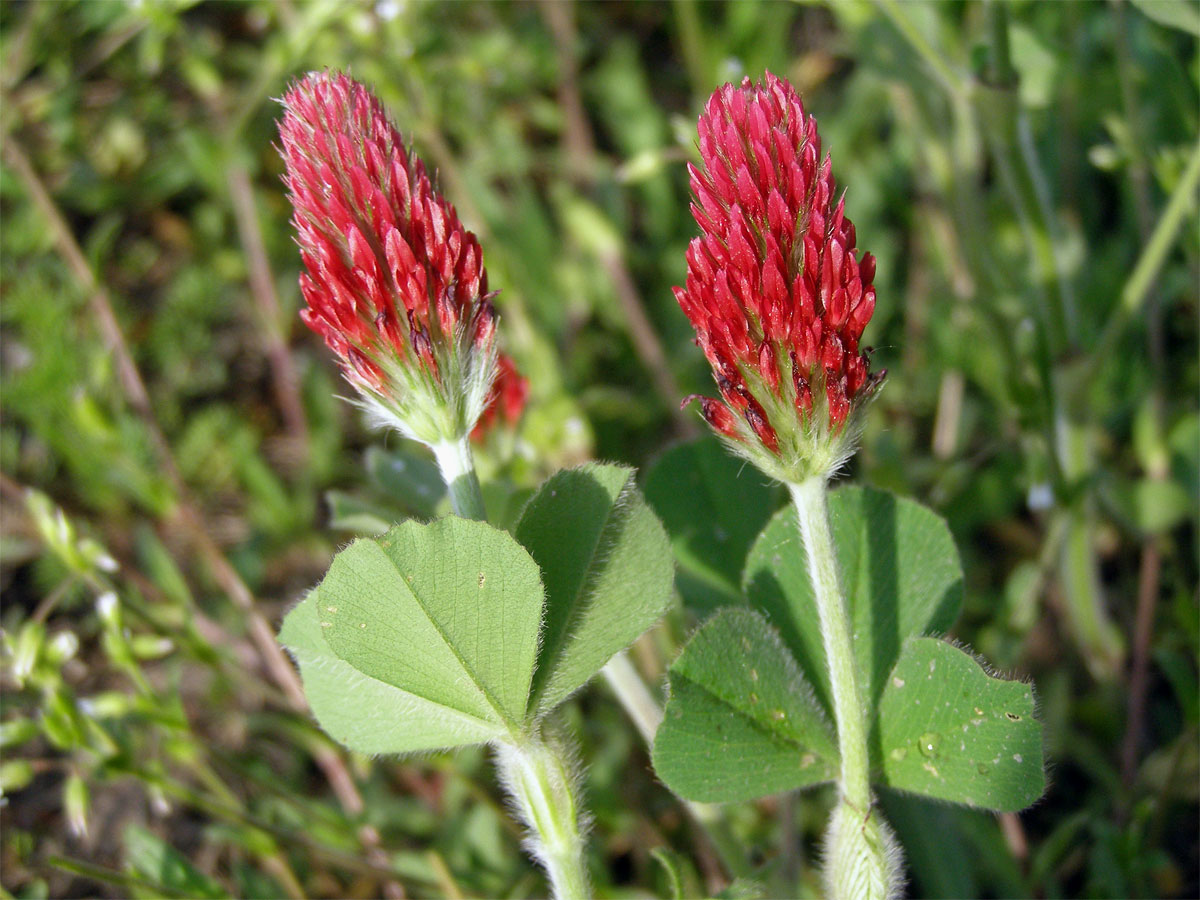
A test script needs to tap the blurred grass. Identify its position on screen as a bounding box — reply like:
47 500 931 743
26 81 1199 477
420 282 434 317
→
1 1 1196 897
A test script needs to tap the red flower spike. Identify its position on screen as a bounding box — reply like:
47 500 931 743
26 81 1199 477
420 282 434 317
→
674 72 883 482
280 71 498 444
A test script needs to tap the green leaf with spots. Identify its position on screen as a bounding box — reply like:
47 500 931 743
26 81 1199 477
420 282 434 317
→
652 608 837 803
279 517 544 753
645 437 781 611
743 486 962 714
876 638 1045 812
515 463 675 715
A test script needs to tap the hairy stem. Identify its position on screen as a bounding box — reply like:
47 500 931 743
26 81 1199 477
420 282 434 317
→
432 436 487 521
495 737 590 900
789 477 898 900
790 478 870 809
427 439 587 895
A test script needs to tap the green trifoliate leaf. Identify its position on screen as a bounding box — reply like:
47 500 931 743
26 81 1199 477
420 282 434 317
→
280 591 502 754
279 517 544 753
644 437 782 611
652 608 837 803
743 486 962 714
877 638 1045 812
515 463 674 716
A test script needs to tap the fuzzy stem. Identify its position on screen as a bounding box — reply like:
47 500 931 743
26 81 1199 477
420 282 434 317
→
495 737 590 900
789 477 898 900
432 436 487 521
428 438 586 895
789 478 870 809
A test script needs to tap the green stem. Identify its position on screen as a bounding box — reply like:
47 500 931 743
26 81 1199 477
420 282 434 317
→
495 737 590 900
428 438 588 896
1080 137 1200 398
431 436 487 521
789 477 897 900
789 478 871 810
601 651 662 745
875 0 965 99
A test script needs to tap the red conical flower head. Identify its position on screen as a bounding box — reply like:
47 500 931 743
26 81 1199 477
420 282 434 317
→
674 72 884 482
279 71 498 444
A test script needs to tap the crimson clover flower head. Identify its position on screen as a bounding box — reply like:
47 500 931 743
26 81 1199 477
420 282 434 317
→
279 70 498 446
674 72 885 483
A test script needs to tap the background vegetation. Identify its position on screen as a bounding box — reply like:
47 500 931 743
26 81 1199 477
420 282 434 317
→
1 1 1196 897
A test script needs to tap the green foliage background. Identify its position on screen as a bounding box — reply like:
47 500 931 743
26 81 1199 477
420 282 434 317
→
1 1 1196 897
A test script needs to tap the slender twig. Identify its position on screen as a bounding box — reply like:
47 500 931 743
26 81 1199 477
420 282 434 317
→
1120 540 1162 790
875 0 966 99
48 855 204 899
204 67 311 450
540 1 697 435
601 652 662 746
979 1 1074 353
600 251 697 435
1111 0 1157 244
998 811 1029 864
225 156 310 447
931 370 965 460
672 0 711 104
539 0 596 182
1079 138 1200 398
1112 0 1166 393
426 851 467 900
4 136 403 896
261 856 308 900
778 791 800 888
